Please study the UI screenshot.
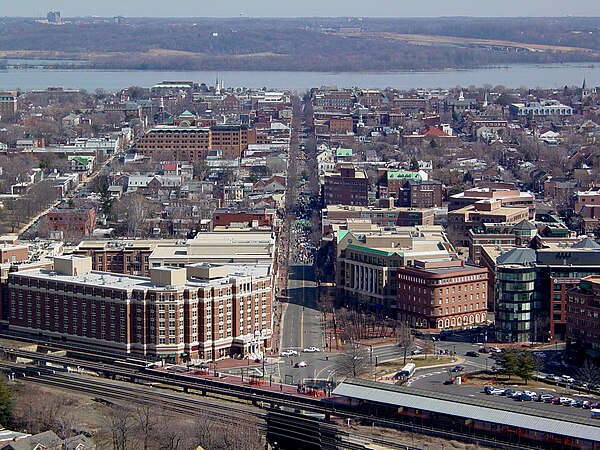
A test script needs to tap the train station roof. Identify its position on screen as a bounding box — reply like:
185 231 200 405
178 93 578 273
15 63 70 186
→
333 379 600 442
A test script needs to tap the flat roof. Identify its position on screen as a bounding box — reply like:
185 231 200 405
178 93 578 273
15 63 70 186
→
402 264 486 276
11 263 271 291
333 379 600 442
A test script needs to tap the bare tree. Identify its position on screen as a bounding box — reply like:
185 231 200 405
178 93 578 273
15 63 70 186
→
112 193 158 238
335 345 372 379
98 405 135 450
11 385 80 438
577 360 600 393
396 322 415 365
131 402 161 450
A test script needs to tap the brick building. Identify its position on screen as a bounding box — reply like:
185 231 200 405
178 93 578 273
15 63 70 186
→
0 91 18 116
135 124 257 160
396 180 443 208
46 205 97 237
323 164 369 207
396 260 488 330
566 275 600 360
449 182 535 218
211 208 277 231
321 204 435 235
73 240 174 277
447 200 530 246
7 256 273 362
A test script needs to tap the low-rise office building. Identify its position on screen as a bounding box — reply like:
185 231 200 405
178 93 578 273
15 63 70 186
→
397 259 488 330
335 226 454 317
566 275 600 361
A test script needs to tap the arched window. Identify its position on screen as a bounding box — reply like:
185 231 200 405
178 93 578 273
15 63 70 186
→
445 319 450 328
457 317 462 326
469 315 474 323
476 313 480 323
451 318 456 327
438 320 443 329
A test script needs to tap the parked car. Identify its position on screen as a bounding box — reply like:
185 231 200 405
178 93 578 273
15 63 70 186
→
518 394 534 401
280 350 298 357
294 361 308 368
561 375 575 384
539 394 553 402
465 351 480 357
502 389 515 397
483 386 496 394
551 397 562 405
411 349 423 355
545 374 559 381
560 397 574 405
478 347 490 353
490 388 506 395
571 400 584 408
489 347 502 354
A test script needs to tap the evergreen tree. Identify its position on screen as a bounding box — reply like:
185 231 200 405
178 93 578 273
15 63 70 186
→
497 347 518 380
515 352 536 385
410 157 419 171
0 375 13 426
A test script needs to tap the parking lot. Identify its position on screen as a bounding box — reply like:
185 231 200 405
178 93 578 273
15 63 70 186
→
474 385 598 418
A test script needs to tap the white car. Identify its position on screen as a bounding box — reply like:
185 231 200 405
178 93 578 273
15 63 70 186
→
303 347 321 353
279 349 298 357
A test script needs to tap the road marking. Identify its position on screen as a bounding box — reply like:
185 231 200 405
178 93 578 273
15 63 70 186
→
300 307 304 349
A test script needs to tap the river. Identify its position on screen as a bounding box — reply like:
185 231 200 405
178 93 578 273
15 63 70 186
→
0 62 598 92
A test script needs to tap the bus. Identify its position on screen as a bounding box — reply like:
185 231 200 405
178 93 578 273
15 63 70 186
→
398 363 416 379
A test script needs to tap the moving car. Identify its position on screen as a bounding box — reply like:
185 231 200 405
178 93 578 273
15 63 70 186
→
465 351 480 357
303 347 321 353
280 350 298 357
450 365 464 373
411 349 423 355
294 361 308 368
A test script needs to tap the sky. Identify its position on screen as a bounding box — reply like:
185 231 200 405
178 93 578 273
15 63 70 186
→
3 0 600 18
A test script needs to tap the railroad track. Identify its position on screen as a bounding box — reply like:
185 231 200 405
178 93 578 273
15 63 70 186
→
11 369 264 425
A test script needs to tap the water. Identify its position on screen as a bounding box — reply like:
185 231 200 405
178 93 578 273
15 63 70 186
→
0 62 597 92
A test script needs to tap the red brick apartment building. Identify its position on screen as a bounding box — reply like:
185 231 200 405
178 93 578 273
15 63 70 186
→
566 275 600 359
397 260 488 330
212 208 277 230
46 205 97 237
8 256 273 362
73 240 168 277
323 164 369 207
135 124 257 160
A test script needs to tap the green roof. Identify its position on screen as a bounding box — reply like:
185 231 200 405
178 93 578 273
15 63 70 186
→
179 110 195 118
346 244 400 257
388 171 422 181
68 156 94 164
336 148 353 157
337 229 350 243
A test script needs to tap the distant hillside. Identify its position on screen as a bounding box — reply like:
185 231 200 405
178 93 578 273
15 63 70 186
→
1 17 599 71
